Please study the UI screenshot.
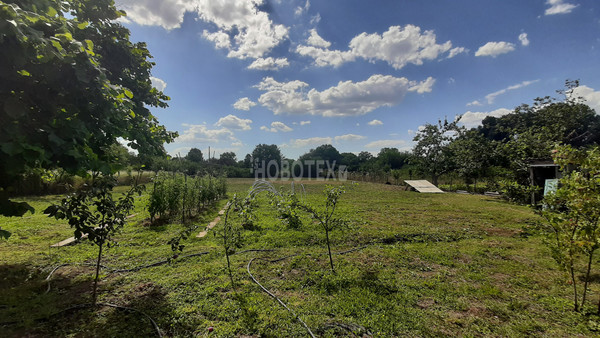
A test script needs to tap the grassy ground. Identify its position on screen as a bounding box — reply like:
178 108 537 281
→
1 179 599 336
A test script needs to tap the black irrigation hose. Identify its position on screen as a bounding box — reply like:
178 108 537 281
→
245 246 370 338
0 302 162 337
45 252 210 293
247 257 316 338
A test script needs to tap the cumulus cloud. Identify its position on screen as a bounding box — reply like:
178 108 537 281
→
368 119 383 126
518 33 530 46
289 137 332 148
364 139 408 149
247 57 290 70
215 114 253 130
176 123 236 143
447 47 468 59
545 0 578 15
485 80 539 104
233 97 257 111
334 134 366 142
571 85 600 114
260 121 293 132
475 41 516 57
300 120 311 126
256 74 434 117
459 108 512 128
117 0 289 60
296 24 462 69
150 76 167 92
306 29 331 48
408 76 435 94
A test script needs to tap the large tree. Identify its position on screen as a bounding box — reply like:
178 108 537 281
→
0 0 176 218
412 118 462 186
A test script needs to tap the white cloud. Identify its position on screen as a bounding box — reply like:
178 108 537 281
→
289 137 332 148
459 108 512 128
202 30 231 49
475 41 516 57
248 57 289 70
518 33 530 46
447 47 468 59
117 0 289 60
306 29 331 48
295 45 356 68
408 76 436 94
256 74 434 117
233 97 257 111
294 0 310 16
261 121 293 133
215 114 253 131
150 76 167 92
176 123 236 143
334 134 366 142
348 25 454 69
485 80 539 104
571 85 600 114
364 139 408 149
368 119 383 126
545 0 578 15
300 120 311 126
467 100 483 107
296 24 462 69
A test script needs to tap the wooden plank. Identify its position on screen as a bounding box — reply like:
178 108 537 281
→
404 180 444 193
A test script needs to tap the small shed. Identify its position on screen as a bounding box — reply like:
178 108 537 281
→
404 180 444 193
529 160 561 205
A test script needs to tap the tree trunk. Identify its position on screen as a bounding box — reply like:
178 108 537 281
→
432 175 439 186
325 229 335 273
92 242 104 307
582 250 595 309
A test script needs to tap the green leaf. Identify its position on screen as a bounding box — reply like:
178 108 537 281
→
77 22 89 30
17 69 31 76
47 6 58 17
123 89 133 99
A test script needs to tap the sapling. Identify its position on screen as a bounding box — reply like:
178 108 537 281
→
45 175 144 306
298 184 351 273
539 145 600 312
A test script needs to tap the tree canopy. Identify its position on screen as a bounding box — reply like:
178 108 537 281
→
0 0 176 216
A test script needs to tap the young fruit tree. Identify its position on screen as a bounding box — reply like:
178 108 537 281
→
540 145 600 312
44 175 144 306
298 184 351 273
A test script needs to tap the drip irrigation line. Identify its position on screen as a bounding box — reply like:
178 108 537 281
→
247 257 316 338
45 252 210 293
244 246 370 338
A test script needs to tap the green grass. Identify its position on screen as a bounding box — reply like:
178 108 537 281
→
1 179 599 336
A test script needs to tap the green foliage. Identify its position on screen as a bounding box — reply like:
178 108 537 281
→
0 0 176 217
412 118 462 186
270 190 303 229
539 145 600 311
44 174 144 304
185 148 204 163
147 172 227 222
298 184 353 272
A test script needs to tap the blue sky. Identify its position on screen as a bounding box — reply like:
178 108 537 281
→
114 0 600 160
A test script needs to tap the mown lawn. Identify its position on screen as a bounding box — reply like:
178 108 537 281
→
1 179 599 336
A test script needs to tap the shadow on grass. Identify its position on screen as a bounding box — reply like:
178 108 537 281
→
0 264 175 336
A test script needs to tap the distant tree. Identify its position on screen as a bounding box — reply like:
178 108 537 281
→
450 129 494 190
299 144 342 163
340 152 359 171
412 118 462 186
0 0 176 218
219 152 237 166
252 144 282 177
357 151 373 163
185 148 204 163
376 148 410 170
243 154 252 168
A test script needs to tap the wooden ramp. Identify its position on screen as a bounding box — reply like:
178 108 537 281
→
404 180 444 193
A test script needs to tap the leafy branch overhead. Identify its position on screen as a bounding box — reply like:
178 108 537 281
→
0 0 177 217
